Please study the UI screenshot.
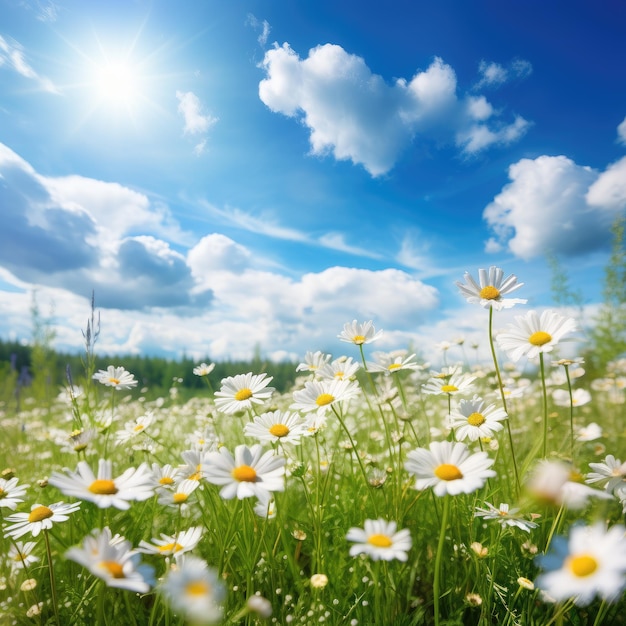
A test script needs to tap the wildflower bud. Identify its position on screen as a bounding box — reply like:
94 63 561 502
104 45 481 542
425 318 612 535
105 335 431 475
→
470 542 488 558
310 574 329 589
517 576 535 590
1 468 16 480
465 592 482 606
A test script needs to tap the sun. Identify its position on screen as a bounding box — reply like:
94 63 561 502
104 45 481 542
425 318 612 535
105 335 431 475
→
93 59 140 109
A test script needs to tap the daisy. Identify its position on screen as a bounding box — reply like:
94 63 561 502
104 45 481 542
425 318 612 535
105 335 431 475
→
576 422 602 442
254 495 277 519
0 476 29 511
449 395 508 442
3 501 81 540
496 310 578 362
160 554 225 624
138 526 203 557
157 479 200 507
586 455 626 494
179 448 214 481
66 526 155 593
535 523 626 606
214 372 274 414
92 365 137 390
202 444 285 501
66 428 97 454
346 518 412 562
422 366 476 397
405 441 496 496
296 351 332 374
114 412 156 445
193 362 215 377
8 541 40 570
552 388 591 407
48 459 154 510
474 502 538 532
244 410 309 445
338 320 383 345
291 378 361 415
456 266 526 310
149 463 183 491
367 351 422 375
317 356 360 381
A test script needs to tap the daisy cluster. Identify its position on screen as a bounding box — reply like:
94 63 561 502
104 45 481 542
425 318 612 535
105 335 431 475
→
0 273 625 625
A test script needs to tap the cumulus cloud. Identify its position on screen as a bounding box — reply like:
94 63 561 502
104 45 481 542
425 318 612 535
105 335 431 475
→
474 58 532 90
0 142 208 310
0 34 59 93
258 43 530 176
484 154 624 259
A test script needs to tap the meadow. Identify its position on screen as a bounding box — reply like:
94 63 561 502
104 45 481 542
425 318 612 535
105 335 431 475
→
0 266 625 626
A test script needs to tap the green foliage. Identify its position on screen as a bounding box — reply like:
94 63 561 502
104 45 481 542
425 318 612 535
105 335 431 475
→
28 292 58 410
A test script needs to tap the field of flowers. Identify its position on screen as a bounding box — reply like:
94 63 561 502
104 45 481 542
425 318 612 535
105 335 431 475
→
1 266 625 625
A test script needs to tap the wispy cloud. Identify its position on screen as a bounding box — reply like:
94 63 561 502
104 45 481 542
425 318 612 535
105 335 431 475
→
176 90 218 156
259 44 530 176
473 58 533 90
246 14 271 47
0 34 59 93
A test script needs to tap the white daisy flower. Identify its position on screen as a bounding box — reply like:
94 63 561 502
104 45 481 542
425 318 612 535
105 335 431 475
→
317 356 360 381
296 351 332 373
114 412 156 445
405 441 496 496
214 372 274 414
157 479 200 507
138 526 203 557
422 366 477 397
291 378 361 415
193 362 215 377
338 320 383 345
576 422 602 442
367 351 422 375
179 448 214 481
496 310 578 362
254 495 277 519
0 477 29 511
202 444 285 501
149 463 183 491
586 455 626 494
3 501 81 539
8 541 40 570
346 518 412 562
66 527 155 593
48 459 154 510
92 365 137 390
449 395 508 442
474 502 538 532
456 266 527 310
552 388 591 407
535 523 626 606
160 554 225 624
244 410 309 445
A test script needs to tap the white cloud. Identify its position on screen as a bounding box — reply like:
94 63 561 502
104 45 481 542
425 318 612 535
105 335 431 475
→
246 14 271 47
474 58 533 91
176 90 218 136
618 116 626 145
259 44 529 176
0 34 59 93
484 154 624 259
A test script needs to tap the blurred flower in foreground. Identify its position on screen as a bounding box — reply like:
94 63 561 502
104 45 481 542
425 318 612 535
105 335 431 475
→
92 365 138 390
474 502 538 532
49 459 154 510
160 555 225 624
338 320 383 345
449 395 508 442
456 266 526 310
346 518 412 562
214 372 274 414
0 476 29 511
202 444 285 500
405 441 495 496
66 526 154 593
496 310 578 362
535 523 626 606
4 501 81 539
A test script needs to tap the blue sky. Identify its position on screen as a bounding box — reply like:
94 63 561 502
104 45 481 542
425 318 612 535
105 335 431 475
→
0 0 625 362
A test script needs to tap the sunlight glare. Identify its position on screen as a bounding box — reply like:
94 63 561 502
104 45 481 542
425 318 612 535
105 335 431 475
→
93 59 140 109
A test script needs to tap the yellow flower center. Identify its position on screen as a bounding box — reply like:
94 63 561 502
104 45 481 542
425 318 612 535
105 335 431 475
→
173 493 188 504
100 561 125 578
89 479 119 495
316 393 335 406
159 476 174 485
440 385 458 393
529 331 552 346
0 488 6 498
479 285 500 300
467 412 485 426
434 464 463 481
109 378 120 385
269 424 290 437
388 363 402 371
352 335 366 344
186 581 210 596
234 388 253 401
28 506 53 523
568 554 598 577
232 465 257 482
158 542 183 553
368 533 393 548
334 371 345 379
133 424 145 432
74 443 88 452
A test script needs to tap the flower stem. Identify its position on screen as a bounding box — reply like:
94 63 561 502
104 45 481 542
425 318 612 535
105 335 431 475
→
539 352 548 457
433 494 450 626
43 529 61 626
563 364 574 459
